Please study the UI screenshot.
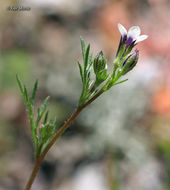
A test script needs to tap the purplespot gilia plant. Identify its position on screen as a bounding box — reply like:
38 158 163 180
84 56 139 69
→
16 23 148 190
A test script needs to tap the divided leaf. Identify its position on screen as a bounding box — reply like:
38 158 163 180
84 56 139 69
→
35 96 49 128
78 38 94 106
16 76 57 158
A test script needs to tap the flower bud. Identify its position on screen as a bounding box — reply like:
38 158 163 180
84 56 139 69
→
93 51 107 74
93 51 108 88
121 50 139 75
116 37 126 58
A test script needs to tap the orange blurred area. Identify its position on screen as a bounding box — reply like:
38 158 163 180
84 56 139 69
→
152 89 170 116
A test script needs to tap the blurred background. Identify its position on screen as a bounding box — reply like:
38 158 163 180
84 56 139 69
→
0 0 170 189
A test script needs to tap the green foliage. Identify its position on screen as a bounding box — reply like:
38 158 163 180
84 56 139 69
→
78 38 94 106
78 38 130 106
16 35 141 157
16 75 57 157
38 118 56 150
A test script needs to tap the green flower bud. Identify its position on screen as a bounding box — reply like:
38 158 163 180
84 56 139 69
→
121 50 139 75
93 51 107 74
93 51 108 87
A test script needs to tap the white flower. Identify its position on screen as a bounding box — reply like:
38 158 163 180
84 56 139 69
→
118 23 148 45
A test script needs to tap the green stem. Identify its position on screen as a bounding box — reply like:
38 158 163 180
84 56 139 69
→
24 91 103 190
101 67 117 92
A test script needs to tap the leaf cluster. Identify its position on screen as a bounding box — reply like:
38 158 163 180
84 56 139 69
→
78 38 94 106
78 38 128 106
16 75 57 157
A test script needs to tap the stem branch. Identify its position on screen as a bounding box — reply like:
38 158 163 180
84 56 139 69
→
25 91 103 190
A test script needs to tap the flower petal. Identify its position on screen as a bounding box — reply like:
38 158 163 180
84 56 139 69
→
135 35 148 43
128 26 141 39
118 23 127 37
126 36 134 47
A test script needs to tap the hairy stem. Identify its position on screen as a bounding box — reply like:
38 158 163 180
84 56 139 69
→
25 91 103 190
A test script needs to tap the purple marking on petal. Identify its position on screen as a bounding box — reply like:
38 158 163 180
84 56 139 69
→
126 36 134 47
122 58 128 66
122 50 139 67
123 54 132 66
128 50 139 68
116 35 127 57
122 34 127 42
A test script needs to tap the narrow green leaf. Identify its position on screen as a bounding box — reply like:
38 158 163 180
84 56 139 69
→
31 80 38 102
87 71 90 79
41 96 50 114
24 85 28 102
36 113 43 127
113 79 128 86
88 80 93 90
85 44 90 68
80 37 85 61
43 111 49 124
87 52 93 70
16 75 24 95
35 96 50 127
78 62 84 82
